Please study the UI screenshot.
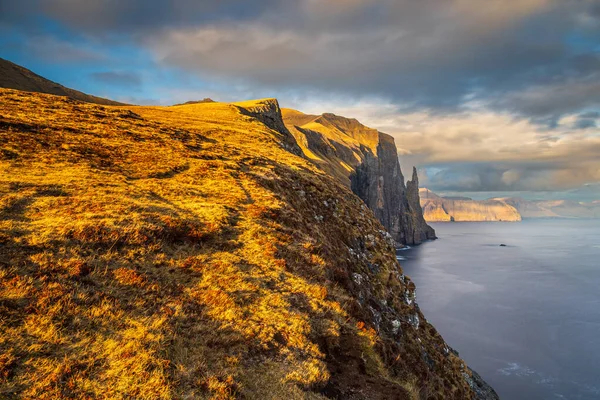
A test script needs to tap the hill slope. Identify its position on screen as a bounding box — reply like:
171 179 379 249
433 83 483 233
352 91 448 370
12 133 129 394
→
282 109 435 245
0 89 496 399
420 189 522 222
0 58 124 106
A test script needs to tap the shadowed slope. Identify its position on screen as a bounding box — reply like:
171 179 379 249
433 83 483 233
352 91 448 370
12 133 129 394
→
282 109 379 184
0 88 495 399
0 58 125 106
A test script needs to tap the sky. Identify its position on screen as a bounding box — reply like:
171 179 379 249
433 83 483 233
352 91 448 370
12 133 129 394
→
1 0 599 201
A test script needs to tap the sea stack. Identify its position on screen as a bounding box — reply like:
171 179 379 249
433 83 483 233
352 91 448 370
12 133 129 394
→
406 167 437 243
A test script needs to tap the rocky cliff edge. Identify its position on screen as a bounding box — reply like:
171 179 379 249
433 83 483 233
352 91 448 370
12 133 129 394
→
282 109 436 246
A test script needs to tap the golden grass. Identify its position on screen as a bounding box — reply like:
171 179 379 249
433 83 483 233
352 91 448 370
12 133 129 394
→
0 88 475 399
280 108 382 187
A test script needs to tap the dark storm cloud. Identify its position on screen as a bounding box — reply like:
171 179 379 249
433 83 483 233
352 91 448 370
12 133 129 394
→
497 77 600 118
90 71 142 87
2 0 599 118
143 0 600 118
0 0 289 32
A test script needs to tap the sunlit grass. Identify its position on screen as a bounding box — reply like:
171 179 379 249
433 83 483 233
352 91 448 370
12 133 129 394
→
0 89 476 399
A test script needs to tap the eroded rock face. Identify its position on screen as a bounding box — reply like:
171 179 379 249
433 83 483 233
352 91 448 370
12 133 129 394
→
467 368 501 400
282 109 436 246
406 168 437 243
351 136 435 245
235 98 304 156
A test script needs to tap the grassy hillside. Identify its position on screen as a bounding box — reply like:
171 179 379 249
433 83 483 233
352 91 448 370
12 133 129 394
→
0 89 485 399
281 109 380 185
0 58 125 106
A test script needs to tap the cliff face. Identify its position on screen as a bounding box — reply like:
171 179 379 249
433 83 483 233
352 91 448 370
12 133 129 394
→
406 169 437 242
0 88 497 399
420 189 521 222
420 190 600 221
282 109 436 245
234 98 303 156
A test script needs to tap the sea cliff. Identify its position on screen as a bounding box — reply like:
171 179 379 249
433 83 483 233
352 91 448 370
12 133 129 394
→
421 188 521 222
283 109 436 245
420 188 600 222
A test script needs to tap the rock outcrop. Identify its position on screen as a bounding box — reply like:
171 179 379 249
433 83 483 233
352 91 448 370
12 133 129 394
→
282 109 436 245
420 188 521 222
406 168 437 242
236 98 303 156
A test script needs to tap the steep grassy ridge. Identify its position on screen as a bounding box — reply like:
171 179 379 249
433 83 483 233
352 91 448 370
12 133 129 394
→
0 89 492 399
282 109 380 184
0 58 124 106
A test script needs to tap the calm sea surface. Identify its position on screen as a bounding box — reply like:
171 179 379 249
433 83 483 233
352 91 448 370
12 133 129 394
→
398 220 600 400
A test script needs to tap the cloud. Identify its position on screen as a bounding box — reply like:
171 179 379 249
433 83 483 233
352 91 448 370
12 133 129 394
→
0 0 286 32
293 96 599 198
3 0 599 119
146 11 553 108
17 36 107 63
423 161 600 193
391 109 600 194
574 111 599 129
575 118 597 129
141 0 599 118
497 76 600 118
502 170 522 186
90 71 142 87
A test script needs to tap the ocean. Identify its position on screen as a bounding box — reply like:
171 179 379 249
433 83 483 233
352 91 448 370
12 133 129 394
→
398 220 600 400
